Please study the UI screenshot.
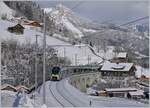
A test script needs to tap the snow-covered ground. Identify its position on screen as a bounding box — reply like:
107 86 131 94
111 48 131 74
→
135 65 149 77
34 78 148 107
1 90 33 107
0 19 111 65
1 90 17 107
82 28 97 33
42 8 53 14
0 1 15 20
61 16 84 38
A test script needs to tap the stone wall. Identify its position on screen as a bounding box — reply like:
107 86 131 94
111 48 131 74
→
68 72 101 92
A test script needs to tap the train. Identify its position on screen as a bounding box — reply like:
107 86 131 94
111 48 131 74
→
51 66 62 81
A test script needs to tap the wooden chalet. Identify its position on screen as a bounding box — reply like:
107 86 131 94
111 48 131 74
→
104 87 141 98
117 52 128 62
100 62 136 77
16 85 30 93
25 21 43 27
7 24 24 34
127 90 144 99
112 52 128 63
1 84 17 92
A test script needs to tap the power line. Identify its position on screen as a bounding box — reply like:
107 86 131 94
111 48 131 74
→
71 1 84 10
119 16 149 26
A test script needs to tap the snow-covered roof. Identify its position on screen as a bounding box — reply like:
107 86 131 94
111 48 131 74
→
129 90 144 96
1 84 17 90
42 8 53 13
101 62 134 72
16 85 30 90
117 52 127 58
105 87 137 92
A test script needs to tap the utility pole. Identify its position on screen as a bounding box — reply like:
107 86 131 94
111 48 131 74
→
35 34 40 93
43 12 46 105
63 47 66 58
88 55 91 65
75 54 77 66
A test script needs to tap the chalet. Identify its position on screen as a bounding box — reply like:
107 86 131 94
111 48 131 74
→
100 62 136 77
105 87 138 98
16 85 30 93
1 84 17 92
7 24 24 34
13 17 29 24
112 52 128 63
127 90 144 99
25 21 43 27
117 52 128 62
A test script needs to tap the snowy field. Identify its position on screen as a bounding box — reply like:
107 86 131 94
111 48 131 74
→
0 19 110 65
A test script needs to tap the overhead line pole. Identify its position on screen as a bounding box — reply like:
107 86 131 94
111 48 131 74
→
43 12 46 105
35 34 40 93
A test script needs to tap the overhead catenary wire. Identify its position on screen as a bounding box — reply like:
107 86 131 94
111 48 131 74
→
71 1 84 10
84 16 149 63
119 16 149 26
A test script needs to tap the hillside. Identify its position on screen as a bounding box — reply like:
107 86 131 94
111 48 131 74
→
0 1 15 19
0 19 106 65
43 4 100 40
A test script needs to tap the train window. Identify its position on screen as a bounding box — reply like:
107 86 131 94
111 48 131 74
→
52 67 61 74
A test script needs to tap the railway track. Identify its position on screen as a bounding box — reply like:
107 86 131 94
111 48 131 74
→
49 81 76 107
56 81 77 107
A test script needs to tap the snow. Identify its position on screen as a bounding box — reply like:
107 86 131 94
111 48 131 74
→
47 4 84 39
135 65 149 77
21 94 34 107
1 90 16 96
105 87 137 92
31 77 147 107
92 45 115 60
117 52 127 58
63 78 147 107
0 1 15 20
0 19 103 65
61 17 84 38
1 84 17 91
1 90 17 107
41 104 47 108
89 96 147 107
42 8 52 13
82 28 97 33
101 62 134 72
53 33 70 41
87 88 97 95
129 90 144 96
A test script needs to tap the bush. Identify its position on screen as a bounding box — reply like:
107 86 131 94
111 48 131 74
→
1 14 7 20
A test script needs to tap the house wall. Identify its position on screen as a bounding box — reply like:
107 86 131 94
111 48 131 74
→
101 71 129 77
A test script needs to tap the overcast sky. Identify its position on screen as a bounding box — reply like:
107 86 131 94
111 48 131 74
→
37 0 149 25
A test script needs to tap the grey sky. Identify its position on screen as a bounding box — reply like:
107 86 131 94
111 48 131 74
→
37 0 149 24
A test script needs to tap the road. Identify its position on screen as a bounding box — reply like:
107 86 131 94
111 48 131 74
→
36 78 148 107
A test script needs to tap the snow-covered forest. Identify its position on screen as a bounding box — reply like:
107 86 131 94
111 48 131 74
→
1 39 70 87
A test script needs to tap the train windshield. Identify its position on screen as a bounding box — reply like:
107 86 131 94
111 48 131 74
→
52 67 61 74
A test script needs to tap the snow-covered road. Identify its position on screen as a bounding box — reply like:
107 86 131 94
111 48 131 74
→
36 78 148 107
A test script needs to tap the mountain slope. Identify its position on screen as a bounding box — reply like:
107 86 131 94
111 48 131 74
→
0 1 15 19
0 19 106 65
43 4 100 39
